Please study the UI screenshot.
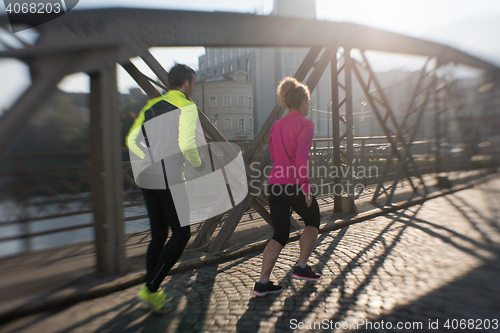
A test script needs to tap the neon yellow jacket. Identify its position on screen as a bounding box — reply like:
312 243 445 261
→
125 90 202 167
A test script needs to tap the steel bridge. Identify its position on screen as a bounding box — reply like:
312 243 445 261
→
0 8 498 274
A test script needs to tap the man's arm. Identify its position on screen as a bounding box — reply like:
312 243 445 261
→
126 109 146 159
178 103 202 167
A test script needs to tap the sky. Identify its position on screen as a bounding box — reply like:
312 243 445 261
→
1 0 500 111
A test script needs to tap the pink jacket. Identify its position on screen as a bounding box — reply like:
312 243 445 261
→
268 110 314 194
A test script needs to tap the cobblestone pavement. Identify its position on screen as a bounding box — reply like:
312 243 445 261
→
2 177 500 333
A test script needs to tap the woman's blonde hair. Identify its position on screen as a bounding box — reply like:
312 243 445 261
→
277 77 310 110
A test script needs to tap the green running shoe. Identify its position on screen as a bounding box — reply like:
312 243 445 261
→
136 285 173 313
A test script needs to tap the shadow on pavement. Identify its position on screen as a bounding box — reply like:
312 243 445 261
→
355 255 500 333
352 181 500 332
235 216 413 333
92 254 256 332
235 229 346 332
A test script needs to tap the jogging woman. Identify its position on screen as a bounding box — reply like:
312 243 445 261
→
253 77 321 297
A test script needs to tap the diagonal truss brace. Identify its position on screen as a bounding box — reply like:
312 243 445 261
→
244 46 323 165
351 51 429 204
384 58 442 202
191 46 328 249
121 58 268 245
209 42 342 252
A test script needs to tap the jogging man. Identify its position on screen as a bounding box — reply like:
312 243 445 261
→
126 64 205 313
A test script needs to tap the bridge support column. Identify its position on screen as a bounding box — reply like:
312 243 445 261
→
90 63 127 275
331 48 356 214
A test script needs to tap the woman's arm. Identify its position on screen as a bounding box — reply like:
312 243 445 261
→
296 120 314 195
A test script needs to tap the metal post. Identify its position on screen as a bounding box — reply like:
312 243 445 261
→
361 138 367 190
327 104 330 138
344 48 355 213
434 79 442 175
89 63 127 275
312 140 317 180
331 54 342 213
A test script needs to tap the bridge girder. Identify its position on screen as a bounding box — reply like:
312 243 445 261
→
0 8 497 72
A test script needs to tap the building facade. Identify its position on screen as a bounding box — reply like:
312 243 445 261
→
196 0 335 139
192 70 254 142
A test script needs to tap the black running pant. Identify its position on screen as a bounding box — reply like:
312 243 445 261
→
268 184 320 247
142 188 191 292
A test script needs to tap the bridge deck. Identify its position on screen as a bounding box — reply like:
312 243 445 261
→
0 169 498 331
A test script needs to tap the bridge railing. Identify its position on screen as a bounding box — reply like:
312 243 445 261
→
1 135 496 259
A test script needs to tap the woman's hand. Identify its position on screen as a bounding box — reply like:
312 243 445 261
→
305 192 312 207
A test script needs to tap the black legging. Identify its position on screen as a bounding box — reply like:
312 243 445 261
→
142 188 191 292
268 184 320 247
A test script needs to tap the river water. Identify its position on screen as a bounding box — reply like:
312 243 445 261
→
0 200 151 259
0 193 221 259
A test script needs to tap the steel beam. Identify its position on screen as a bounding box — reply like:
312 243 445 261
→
330 54 342 213
351 52 428 204
209 42 341 252
141 51 171 88
121 59 255 250
244 46 322 165
330 49 356 213
89 63 127 275
385 60 438 203
0 53 85 159
383 58 439 200
1 9 496 73
190 215 223 248
344 49 355 213
122 61 162 98
434 78 450 175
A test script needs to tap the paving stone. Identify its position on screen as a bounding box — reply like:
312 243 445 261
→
3 178 500 332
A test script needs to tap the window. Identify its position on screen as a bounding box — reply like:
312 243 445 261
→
221 49 225 63
238 117 245 133
210 96 217 107
224 117 232 130
223 95 231 107
213 69 217 76
249 117 253 131
214 49 217 65
246 59 250 72
229 48 233 60
208 59 210 67
237 95 244 107
237 47 241 57
201 62 204 71
287 52 293 64
230 64 233 72
222 67 225 74
282 69 286 79
288 69 294 77
210 118 217 128
248 96 252 107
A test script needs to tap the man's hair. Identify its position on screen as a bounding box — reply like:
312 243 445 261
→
168 64 196 89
